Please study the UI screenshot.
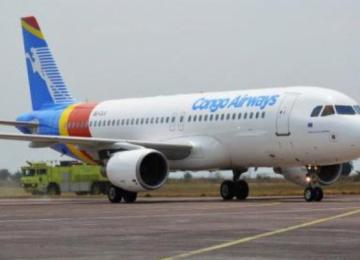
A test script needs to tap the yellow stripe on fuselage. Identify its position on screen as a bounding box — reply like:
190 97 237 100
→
21 20 44 40
59 104 96 164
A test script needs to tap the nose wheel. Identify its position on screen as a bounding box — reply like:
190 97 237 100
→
304 186 323 202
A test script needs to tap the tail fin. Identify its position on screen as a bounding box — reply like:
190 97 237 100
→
21 16 75 110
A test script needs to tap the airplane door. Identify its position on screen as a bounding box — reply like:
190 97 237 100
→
276 93 299 136
178 112 185 131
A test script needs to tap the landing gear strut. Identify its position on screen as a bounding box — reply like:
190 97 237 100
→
220 169 249 201
304 166 324 202
107 185 138 204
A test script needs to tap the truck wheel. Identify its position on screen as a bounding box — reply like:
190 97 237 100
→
47 184 61 196
90 183 101 195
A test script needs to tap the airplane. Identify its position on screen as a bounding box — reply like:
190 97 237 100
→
0 16 356 203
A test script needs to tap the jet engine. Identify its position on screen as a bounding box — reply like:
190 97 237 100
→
276 163 350 187
106 149 169 192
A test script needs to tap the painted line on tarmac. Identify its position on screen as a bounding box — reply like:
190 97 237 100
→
161 207 360 260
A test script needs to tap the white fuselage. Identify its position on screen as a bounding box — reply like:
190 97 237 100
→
84 86 360 171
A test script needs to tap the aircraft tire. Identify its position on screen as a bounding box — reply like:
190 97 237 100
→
235 180 249 200
123 191 138 203
313 187 323 202
107 185 122 203
304 187 314 202
220 180 235 200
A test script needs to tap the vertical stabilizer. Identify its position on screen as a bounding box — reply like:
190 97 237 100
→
21 16 75 110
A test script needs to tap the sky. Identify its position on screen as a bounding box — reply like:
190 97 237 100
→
0 0 359 174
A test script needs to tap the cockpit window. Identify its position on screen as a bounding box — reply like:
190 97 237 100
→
311 106 322 117
354 105 360 114
335 105 356 115
321 105 335 117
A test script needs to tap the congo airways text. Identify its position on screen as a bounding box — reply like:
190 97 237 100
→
192 94 280 112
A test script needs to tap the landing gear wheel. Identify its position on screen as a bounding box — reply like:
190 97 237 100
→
107 185 122 203
304 187 324 202
304 187 314 202
220 180 235 200
123 191 138 203
313 187 323 202
234 180 249 200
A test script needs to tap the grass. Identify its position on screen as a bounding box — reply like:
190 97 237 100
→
0 178 359 198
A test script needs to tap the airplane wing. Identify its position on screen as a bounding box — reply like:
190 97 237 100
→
0 120 38 128
0 132 192 160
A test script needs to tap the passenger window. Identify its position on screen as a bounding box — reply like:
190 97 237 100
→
215 114 219 120
321 105 335 117
335 105 356 115
145 118 149 124
209 114 213 121
188 115 192 122
121 119 125 125
204 115 208 121
238 113 242 119
198 115 202 122
232 113 236 120
226 114 230 120
160 117 164 123
244 113 248 119
220 114 225 120
255 112 259 119
249 112 254 119
261 112 265 118
311 106 323 117
135 118 139 125
166 117 170 123
193 115 197 122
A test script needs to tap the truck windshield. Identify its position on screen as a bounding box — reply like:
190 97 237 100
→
22 169 35 176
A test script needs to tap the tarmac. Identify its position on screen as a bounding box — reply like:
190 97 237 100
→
0 195 360 259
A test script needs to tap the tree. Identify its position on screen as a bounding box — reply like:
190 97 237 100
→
0 169 11 181
183 172 193 182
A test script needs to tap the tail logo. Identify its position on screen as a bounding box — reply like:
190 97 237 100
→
26 48 53 91
25 46 74 104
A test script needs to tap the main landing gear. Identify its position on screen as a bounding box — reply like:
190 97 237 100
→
220 169 249 201
304 166 323 202
107 185 138 203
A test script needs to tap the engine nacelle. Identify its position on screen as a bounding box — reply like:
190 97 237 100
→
106 149 169 192
276 164 345 187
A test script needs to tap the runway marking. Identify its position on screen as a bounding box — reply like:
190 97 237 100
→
161 207 360 260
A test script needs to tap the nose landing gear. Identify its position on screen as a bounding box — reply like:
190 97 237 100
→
220 169 249 201
304 166 324 202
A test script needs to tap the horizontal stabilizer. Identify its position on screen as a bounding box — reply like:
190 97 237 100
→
0 120 38 128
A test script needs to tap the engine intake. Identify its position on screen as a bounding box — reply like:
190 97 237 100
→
106 149 169 192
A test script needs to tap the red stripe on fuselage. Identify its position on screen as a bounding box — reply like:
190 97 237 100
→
67 103 97 137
